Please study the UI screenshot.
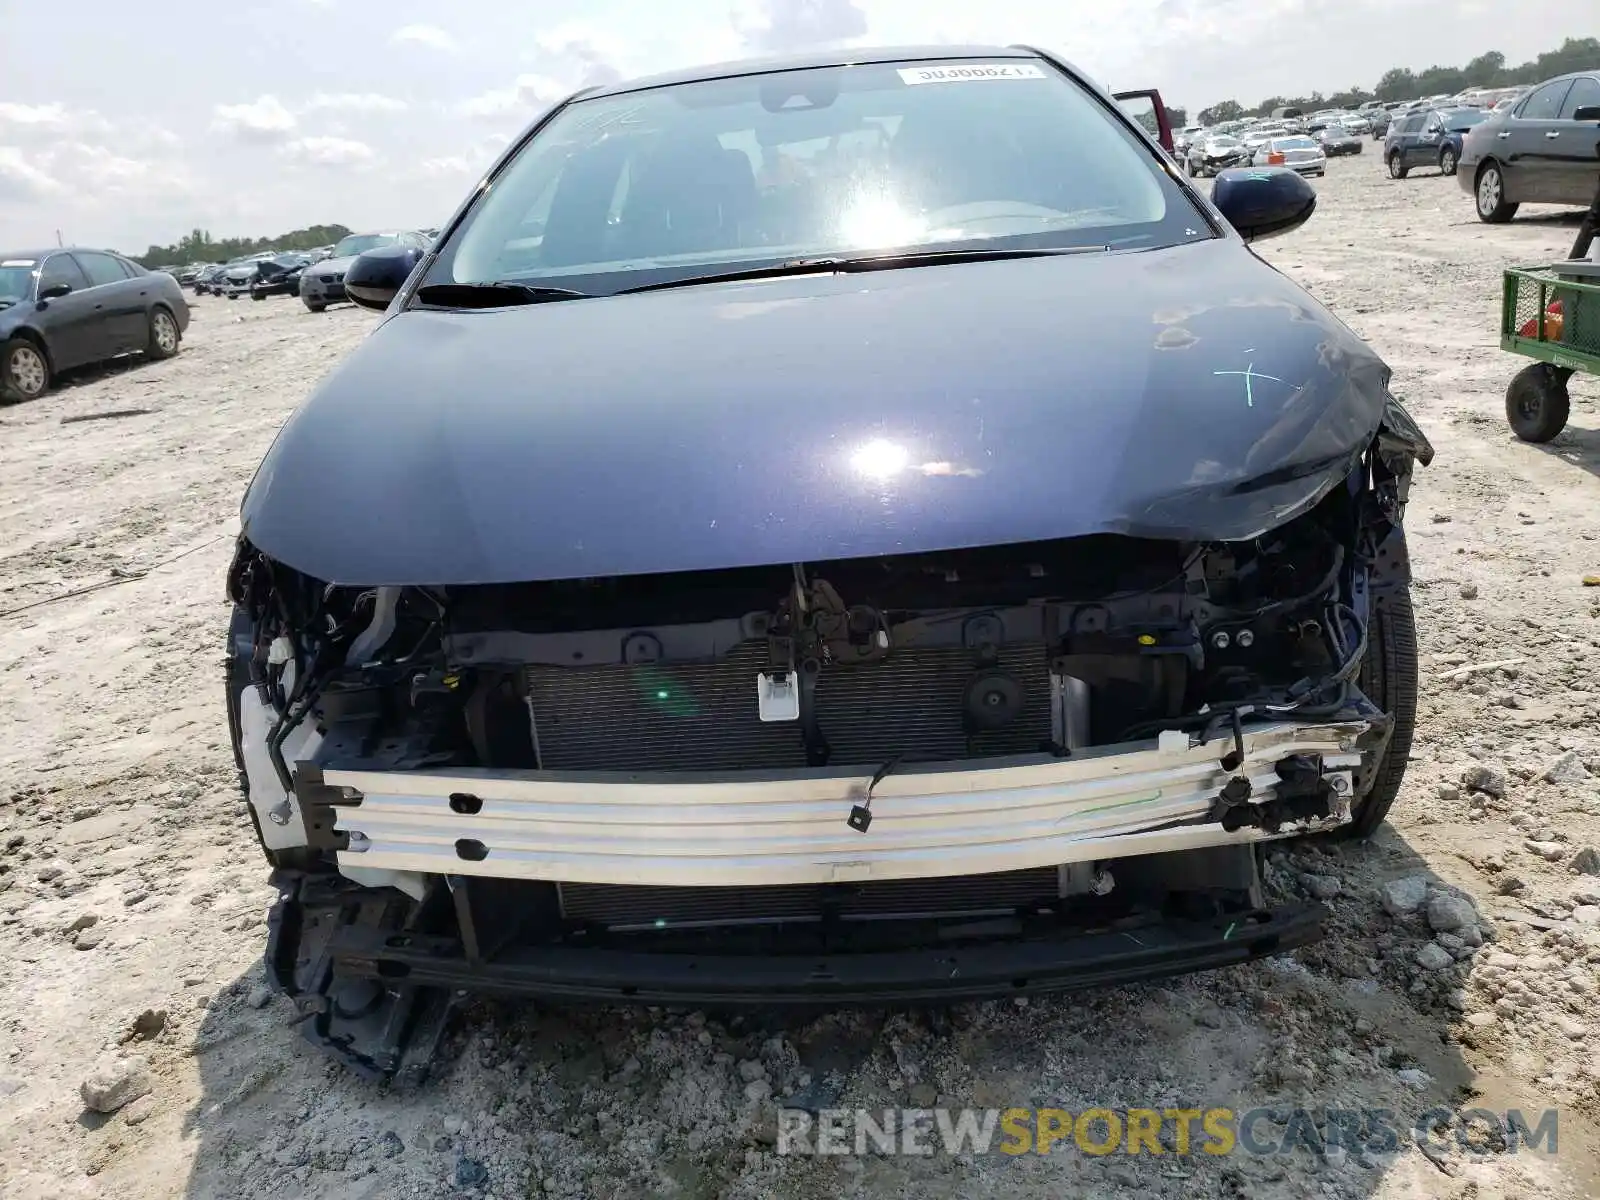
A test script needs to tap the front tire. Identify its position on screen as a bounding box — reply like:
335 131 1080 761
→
1 337 51 403
1505 363 1571 442
146 307 180 359
303 301 326 314
1340 585 1419 839
1387 151 1408 180
1475 162 1518 223
1439 147 1458 176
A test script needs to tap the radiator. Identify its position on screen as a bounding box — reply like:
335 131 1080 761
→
524 641 1053 772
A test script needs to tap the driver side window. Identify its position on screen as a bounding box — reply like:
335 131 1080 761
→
1517 80 1572 121
39 255 89 295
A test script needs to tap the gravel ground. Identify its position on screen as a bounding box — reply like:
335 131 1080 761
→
3 155 1600 1200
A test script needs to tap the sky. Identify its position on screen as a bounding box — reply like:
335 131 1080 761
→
0 0 1579 253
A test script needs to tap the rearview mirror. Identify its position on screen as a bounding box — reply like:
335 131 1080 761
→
38 282 72 301
1575 105 1600 122
345 245 425 312
1210 167 1317 243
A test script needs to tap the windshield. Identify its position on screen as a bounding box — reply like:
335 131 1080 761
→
0 264 35 303
332 233 399 258
1274 137 1319 150
432 57 1206 296
1205 135 1241 148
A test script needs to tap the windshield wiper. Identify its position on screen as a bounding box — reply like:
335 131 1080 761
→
616 245 1113 295
412 280 591 308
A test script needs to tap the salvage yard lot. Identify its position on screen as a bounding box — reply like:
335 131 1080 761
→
2 156 1600 1200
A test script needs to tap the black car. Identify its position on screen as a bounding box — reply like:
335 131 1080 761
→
225 44 1430 1080
1384 106 1490 179
217 257 273 298
248 254 314 300
299 231 432 312
0 248 190 402
1458 71 1600 222
192 264 229 295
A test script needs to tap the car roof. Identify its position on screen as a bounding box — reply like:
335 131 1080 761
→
580 44 1035 101
0 246 132 262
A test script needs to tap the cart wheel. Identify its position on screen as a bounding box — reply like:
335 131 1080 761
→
1505 363 1571 443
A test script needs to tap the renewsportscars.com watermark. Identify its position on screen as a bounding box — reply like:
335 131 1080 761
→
777 1106 1560 1159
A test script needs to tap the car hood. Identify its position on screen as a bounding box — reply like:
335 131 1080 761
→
241 238 1397 586
311 254 358 277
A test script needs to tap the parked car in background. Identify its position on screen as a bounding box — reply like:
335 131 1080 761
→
229 42 1431 1080
1183 132 1248 176
1366 108 1393 139
1317 121 1364 156
1173 124 1206 156
1241 123 1289 154
217 260 261 299
1254 135 1326 176
299 230 432 312
192 263 228 294
1457 71 1600 221
0 247 189 402
1385 106 1492 178
249 254 315 300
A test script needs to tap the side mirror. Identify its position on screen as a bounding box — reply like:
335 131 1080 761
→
1574 105 1600 122
38 282 72 301
345 244 425 311
1211 167 1316 243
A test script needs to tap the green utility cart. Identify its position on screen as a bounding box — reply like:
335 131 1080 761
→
1500 258 1600 442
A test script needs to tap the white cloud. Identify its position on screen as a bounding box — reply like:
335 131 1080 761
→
419 133 510 177
0 102 114 139
211 95 297 142
392 24 459 53
0 102 69 128
457 73 568 119
455 21 630 122
735 0 869 52
533 24 628 86
0 146 62 201
282 136 376 167
303 92 408 114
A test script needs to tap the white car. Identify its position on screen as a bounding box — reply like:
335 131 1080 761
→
1253 135 1327 176
1241 124 1290 152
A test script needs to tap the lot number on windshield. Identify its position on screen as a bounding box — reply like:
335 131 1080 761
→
897 63 1047 85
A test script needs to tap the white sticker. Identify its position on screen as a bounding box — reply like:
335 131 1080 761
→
1 259 36 268
897 63 1046 86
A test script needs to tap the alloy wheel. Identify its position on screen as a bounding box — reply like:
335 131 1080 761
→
8 345 46 397
1478 168 1501 217
153 311 178 353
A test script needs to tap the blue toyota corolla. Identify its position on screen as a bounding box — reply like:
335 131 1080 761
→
224 44 1432 1079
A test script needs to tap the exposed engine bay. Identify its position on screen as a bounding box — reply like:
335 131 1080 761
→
226 414 1428 1080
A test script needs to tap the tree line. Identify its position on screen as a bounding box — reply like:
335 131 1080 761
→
132 224 352 269
1194 35 1599 126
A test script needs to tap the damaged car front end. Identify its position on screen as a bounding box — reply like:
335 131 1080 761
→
224 44 1432 1081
